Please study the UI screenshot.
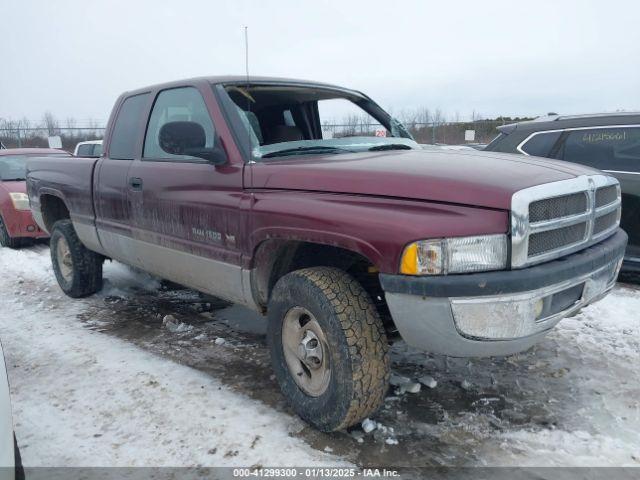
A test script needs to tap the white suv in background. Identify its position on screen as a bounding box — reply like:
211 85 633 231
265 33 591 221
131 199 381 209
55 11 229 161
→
73 140 103 157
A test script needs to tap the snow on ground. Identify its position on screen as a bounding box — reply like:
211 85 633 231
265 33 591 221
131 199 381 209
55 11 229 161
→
0 244 639 467
470 291 640 466
489 287 640 466
0 245 344 467
393 284 640 467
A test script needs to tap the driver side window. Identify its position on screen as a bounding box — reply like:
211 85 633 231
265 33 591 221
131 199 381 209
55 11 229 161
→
143 87 215 161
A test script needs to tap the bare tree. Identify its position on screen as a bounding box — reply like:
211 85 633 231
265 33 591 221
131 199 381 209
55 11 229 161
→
42 111 59 136
398 108 418 131
19 117 31 130
471 110 484 123
65 117 77 135
416 107 431 126
433 109 446 125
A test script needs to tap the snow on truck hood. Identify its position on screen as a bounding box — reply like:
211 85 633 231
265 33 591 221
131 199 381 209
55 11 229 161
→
250 149 602 210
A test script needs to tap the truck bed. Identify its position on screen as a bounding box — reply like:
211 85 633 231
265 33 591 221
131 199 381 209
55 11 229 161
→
26 155 99 234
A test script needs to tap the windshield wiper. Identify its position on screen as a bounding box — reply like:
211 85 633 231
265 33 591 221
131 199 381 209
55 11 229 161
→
261 146 355 159
368 144 413 151
1 178 26 181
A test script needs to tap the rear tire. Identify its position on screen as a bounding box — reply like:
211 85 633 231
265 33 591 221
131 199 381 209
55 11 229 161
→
0 216 22 249
267 267 390 431
50 219 103 298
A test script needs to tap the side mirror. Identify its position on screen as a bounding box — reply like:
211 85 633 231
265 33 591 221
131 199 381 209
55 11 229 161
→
158 121 227 165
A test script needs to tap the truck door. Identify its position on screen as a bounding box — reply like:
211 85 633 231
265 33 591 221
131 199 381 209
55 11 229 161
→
126 84 248 304
94 92 151 265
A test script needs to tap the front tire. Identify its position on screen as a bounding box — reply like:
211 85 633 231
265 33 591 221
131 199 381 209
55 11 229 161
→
50 219 103 298
0 216 22 249
267 267 390 431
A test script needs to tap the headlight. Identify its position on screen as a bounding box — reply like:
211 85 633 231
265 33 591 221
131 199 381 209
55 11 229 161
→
9 192 30 211
400 234 507 275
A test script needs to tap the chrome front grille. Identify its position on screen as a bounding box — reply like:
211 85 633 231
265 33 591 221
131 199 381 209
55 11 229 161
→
595 185 618 208
593 209 618 236
529 192 588 223
528 222 588 257
511 175 621 268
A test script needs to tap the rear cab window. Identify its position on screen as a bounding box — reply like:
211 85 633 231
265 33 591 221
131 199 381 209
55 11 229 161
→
109 93 150 160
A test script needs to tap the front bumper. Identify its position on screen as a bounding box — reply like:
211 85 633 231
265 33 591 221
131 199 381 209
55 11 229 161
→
380 229 627 357
3 209 48 239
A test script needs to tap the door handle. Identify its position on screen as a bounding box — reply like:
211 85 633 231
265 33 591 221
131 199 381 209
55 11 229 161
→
129 177 143 190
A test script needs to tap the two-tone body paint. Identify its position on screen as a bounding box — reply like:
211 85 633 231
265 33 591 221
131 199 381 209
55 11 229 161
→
27 155 99 246
25 76 605 311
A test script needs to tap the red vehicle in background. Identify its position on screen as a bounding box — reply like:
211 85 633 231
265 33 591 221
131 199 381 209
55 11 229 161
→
0 148 70 248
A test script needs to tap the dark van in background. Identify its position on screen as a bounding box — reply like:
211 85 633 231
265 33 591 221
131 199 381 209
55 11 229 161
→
485 113 640 274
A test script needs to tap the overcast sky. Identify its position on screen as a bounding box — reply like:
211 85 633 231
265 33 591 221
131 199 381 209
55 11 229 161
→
2 0 639 125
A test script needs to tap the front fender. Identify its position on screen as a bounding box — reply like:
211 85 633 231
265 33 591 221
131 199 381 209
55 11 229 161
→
248 191 509 274
250 226 382 268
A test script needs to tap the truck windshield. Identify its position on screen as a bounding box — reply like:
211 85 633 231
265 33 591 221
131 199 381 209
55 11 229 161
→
223 84 417 160
0 155 28 181
0 153 70 181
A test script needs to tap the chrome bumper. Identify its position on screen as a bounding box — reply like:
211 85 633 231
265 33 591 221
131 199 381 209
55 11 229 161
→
382 230 626 357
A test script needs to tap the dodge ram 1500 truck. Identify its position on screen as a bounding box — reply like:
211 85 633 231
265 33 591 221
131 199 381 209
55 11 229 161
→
26 76 627 431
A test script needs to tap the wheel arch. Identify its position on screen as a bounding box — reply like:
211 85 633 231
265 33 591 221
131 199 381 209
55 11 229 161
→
250 237 394 335
39 193 70 233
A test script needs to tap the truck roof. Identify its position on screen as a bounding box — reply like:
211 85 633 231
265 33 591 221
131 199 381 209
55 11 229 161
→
498 111 640 134
122 75 360 97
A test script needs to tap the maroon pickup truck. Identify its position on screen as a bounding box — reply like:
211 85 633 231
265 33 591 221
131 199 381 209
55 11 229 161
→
26 76 627 431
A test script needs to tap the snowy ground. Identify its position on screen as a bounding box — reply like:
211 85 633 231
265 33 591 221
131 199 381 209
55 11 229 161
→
0 243 638 468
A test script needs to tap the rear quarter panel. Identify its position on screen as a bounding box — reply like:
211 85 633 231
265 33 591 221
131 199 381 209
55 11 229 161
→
26 156 99 233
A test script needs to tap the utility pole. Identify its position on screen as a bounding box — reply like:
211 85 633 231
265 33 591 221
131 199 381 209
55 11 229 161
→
244 26 249 82
431 118 436 145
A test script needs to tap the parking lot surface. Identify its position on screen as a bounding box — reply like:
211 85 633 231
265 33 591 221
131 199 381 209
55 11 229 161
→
1 244 638 467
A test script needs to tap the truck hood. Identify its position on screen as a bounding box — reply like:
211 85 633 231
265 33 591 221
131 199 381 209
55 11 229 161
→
0 181 26 194
249 149 601 210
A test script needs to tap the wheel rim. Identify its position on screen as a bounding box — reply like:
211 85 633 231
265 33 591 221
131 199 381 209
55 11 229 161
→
56 236 74 283
281 306 331 397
